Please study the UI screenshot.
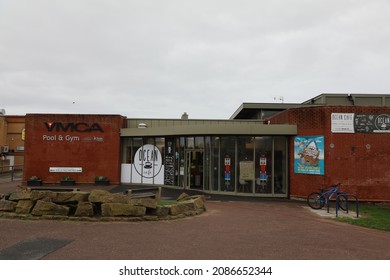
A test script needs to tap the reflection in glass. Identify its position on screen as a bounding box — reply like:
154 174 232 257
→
220 137 236 192
237 137 254 193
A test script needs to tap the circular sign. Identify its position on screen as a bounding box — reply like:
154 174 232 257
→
375 114 390 131
134 144 162 178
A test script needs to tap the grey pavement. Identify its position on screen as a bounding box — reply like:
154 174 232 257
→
1 179 390 260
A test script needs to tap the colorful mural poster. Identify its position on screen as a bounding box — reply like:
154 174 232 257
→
294 136 325 175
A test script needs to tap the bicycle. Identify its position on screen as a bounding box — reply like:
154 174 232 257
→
307 183 347 210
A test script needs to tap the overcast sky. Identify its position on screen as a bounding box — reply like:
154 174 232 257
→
1 0 390 119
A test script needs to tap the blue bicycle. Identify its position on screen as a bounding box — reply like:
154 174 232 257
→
307 183 347 210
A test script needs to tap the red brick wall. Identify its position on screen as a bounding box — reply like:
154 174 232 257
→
271 106 390 201
23 114 126 185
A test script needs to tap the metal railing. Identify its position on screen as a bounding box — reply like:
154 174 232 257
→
0 164 24 182
336 193 359 218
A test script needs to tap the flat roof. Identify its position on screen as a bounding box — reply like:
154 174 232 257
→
229 103 309 120
231 93 390 120
121 119 297 137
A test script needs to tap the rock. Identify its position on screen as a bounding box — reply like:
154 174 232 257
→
30 190 89 203
16 200 35 214
128 198 157 209
30 191 57 201
75 202 94 217
0 188 206 220
192 196 206 210
88 190 129 204
177 193 190 201
169 201 195 216
87 190 110 203
112 193 130 203
8 191 32 201
178 200 196 210
153 206 170 217
0 200 17 212
55 192 90 203
31 200 70 216
101 203 146 217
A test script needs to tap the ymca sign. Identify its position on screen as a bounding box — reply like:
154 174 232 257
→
44 122 104 132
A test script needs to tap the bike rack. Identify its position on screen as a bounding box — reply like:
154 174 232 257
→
336 193 359 218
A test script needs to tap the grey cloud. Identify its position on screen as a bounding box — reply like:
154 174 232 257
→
1 0 390 118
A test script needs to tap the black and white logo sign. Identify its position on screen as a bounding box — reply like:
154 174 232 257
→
134 144 162 178
375 114 390 131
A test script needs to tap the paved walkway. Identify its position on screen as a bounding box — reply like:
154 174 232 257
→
1 180 390 259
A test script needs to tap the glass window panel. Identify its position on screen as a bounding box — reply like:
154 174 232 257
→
274 136 287 194
204 136 211 190
144 137 155 145
220 137 236 192
178 137 185 188
121 138 131 163
211 137 219 191
237 137 254 193
254 136 272 194
129 138 143 184
186 137 194 148
195 136 204 149
174 137 180 186
132 138 143 164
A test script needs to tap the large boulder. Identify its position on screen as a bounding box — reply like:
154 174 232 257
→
16 200 35 214
101 203 146 217
8 191 32 201
128 198 157 209
30 191 57 202
191 196 206 210
88 190 129 204
30 191 89 203
177 193 191 201
0 200 17 212
55 192 90 203
152 206 170 217
31 200 70 216
169 197 206 216
176 193 206 209
75 202 94 217
169 201 195 216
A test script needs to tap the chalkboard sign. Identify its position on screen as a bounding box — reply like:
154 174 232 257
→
164 138 175 185
354 114 390 133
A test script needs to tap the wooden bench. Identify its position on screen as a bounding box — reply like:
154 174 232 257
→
125 187 161 200
26 187 80 192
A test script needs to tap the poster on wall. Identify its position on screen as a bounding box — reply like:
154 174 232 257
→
164 138 175 185
239 161 254 180
331 113 354 133
294 136 324 175
331 113 390 133
354 114 390 133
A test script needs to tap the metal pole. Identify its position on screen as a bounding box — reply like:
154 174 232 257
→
11 165 14 182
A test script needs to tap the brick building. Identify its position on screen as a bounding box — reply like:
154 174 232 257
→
231 93 390 201
269 105 390 201
6 93 390 201
0 112 25 170
23 114 126 184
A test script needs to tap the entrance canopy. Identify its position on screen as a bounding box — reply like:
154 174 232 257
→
121 119 297 137
120 119 297 197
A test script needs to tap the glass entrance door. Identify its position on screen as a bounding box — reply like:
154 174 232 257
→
185 150 204 189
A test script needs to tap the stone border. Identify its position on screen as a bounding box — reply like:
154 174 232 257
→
0 189 206 222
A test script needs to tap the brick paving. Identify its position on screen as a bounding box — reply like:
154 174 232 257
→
1 180 390 260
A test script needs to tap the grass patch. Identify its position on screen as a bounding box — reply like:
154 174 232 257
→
336 203 390 231
157 200 177 206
